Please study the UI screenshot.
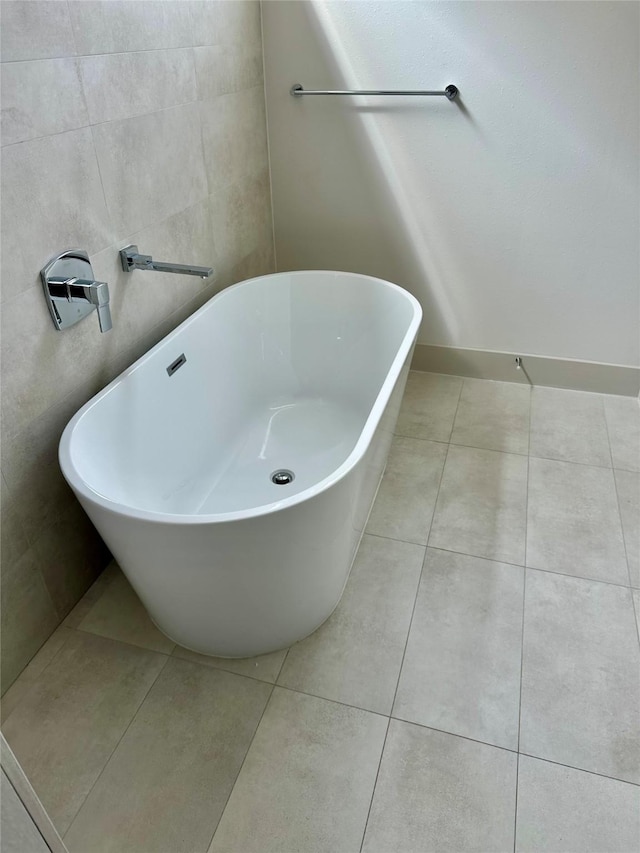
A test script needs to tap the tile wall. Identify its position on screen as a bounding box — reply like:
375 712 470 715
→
0 0 274 692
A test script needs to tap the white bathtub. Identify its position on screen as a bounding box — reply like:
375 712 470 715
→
59 271 421 657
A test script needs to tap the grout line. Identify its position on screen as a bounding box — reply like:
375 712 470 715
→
1 628 73 727
509 563 632 591
393 431 449 446
447 375 465 443
1 97 201 152
258 0 278 273
367 531 520 562
366 532 634 591
389 715 640 788
0 76 267 153
358 547 428 851
516 389 533 736
604 410 640 647
274 683 389 721
390 715 518 755
516 752 640 788
388 553 428 717
167 648 287 691
62 653 171 840
75 626 175 659
87 121 115 239
67 621 287 692
186 4 197 57
0 45 198 66
513 569 527 853
203 682 277 851
423 382 463 551
525 385 533 564
358 717 391 853
65 0 80 62
274 648 290 683
513 752 520 853
395 430 636 473
515 393 531 850
425 442 450 550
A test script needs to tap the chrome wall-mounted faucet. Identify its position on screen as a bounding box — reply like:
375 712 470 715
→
41 249 112 333
120 245 214 279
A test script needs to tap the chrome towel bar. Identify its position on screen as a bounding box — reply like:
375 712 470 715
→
290 83 459 100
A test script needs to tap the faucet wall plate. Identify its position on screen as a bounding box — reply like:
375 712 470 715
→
41 249 98 331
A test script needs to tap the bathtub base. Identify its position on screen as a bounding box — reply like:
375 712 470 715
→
147 463 387 659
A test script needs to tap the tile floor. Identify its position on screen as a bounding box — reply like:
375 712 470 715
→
2 372 639 853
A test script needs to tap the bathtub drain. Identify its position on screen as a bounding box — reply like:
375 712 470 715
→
271 469 295 485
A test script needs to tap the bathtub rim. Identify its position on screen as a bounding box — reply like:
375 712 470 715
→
59 270 422 525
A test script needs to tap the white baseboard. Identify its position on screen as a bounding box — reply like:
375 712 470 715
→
412 344 640 396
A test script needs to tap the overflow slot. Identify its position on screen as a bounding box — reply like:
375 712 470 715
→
166 353 187 377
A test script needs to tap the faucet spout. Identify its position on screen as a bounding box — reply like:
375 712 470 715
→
120 245 214 279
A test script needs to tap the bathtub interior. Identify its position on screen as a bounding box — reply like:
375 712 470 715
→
66 272 418 517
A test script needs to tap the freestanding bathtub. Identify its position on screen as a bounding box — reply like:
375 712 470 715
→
60 271 422 657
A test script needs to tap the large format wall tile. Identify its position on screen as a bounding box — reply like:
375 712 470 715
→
209 688 387 853
362 720 517 853
0 625 73 725
615 468 640 587
0 551 59 694
520 570 640 783
68 1 192 55
64 660 271 853
0 472 30 571
366 436 447 544
208 169 274 276
430 445 528 564
33 500 108 619
1 59 88 146
0 1 76 62
530 387 611 467
190 0 262 48
279 535 424 714
451 378 530 455
78 569 175 654
0 128 113 304
194 44 263 99
200 87 269 192
80 49 197 125
1 390 85 539
527 457 628 584
2 631 166 833
92 103 207 239
515 755 640 853
395 371 462 442
1 771 49 853
394 548 524 749
605 395 640 472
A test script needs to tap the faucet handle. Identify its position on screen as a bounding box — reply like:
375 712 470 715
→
68 279 110 307
71 280 112 332
93 283 112 332
41 249 112 333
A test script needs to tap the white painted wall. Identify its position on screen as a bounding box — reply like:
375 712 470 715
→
263 1 639 366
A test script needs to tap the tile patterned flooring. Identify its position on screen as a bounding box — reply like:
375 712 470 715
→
2 372 639 853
